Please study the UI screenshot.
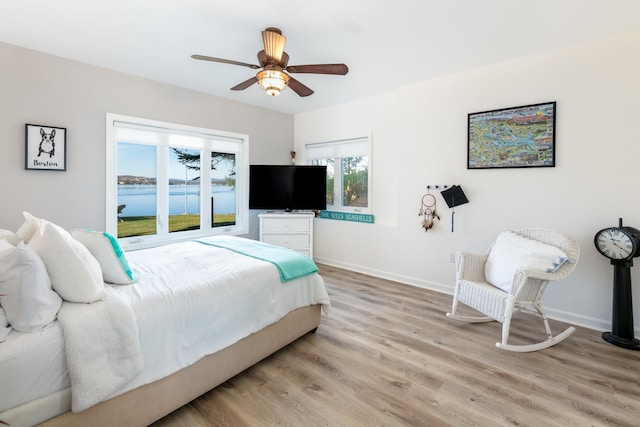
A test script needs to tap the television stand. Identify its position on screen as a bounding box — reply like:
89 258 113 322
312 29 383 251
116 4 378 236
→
259 212 314 258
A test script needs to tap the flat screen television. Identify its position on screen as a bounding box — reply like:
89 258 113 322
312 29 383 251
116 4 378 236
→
249 165 327 211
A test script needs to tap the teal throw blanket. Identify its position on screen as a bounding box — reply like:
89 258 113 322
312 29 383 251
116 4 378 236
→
195 236 318 282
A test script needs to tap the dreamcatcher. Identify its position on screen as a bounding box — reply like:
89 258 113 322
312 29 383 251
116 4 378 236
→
418 190 440 232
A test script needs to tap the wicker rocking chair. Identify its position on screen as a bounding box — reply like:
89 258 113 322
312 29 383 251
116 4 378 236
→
446 228 580 352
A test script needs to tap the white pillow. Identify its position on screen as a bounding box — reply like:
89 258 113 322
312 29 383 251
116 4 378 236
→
28 220 106 303
0 307 11 342
71 229 135 285
0 228 19 245
0 241 62 332
485 231 569 293
0 240 10 340
0 238 11 251
15 211 42 243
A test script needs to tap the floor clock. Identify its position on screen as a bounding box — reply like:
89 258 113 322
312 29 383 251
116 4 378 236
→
594 218 640 350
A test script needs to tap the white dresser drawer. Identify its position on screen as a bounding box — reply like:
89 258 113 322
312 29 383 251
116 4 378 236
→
261 217 311 233
259 212 315 258
262 233 311 250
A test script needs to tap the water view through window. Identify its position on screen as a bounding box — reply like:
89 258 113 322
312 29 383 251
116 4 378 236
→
116 143 236 238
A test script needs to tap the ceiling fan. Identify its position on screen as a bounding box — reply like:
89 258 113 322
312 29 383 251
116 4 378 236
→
191 27 348 97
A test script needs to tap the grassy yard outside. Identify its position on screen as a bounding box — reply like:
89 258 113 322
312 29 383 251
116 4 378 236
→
118 214 236 238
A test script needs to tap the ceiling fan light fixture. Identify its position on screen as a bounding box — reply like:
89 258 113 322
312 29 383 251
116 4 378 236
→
257 69 289 96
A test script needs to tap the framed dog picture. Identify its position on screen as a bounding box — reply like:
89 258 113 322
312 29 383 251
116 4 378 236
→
25 124 67 171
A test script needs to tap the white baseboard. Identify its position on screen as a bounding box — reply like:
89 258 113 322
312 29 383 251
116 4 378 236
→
314 256 453 295
314 256 640 336
544 307 611 333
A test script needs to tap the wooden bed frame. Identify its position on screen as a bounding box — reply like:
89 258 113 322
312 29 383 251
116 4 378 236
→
19 304 321 427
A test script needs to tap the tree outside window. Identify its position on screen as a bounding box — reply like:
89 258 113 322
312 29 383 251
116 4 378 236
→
307 136 370 213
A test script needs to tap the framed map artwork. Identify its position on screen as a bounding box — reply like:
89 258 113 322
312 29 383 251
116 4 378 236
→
467 101 556 169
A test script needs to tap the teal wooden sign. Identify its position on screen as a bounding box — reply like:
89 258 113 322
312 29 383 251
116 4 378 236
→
319 211 374 223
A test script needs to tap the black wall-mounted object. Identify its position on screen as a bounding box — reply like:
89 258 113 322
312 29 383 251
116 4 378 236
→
440 185 468 208
439 185 468 232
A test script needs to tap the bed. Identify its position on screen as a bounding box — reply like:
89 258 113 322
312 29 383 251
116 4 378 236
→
0 214 330 427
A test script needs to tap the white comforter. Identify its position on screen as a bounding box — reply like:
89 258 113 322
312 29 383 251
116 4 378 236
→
57 286 143 412
100 240 330 406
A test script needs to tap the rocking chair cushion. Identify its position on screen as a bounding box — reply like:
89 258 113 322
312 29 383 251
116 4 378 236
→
485 230 569 293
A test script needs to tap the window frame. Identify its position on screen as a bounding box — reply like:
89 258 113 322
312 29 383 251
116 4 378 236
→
106 113 249 250
306 135 372 214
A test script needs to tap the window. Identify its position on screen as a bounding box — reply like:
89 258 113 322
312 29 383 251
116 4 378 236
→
106 113 248 250
306 136 371 213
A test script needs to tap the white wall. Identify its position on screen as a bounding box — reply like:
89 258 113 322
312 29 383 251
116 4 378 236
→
0 42 294 238
2 31 639 334
295 31 640 333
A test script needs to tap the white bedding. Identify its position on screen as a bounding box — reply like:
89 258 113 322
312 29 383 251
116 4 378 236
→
57 286 143 412
0 323 69 413
112 241 329 397
0 238 330 417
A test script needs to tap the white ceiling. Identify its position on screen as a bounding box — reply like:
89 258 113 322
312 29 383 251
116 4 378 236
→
2 0 640 115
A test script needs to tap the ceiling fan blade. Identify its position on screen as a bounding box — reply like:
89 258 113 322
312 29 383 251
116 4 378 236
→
191 54 260 70
230 76 258 91
287 76 314 97
286 63 349 75
262 27 286 62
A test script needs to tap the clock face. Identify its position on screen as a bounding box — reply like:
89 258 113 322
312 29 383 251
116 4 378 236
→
595 228 635 260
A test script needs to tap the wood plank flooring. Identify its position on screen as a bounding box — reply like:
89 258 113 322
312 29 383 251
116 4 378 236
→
152 264 640 427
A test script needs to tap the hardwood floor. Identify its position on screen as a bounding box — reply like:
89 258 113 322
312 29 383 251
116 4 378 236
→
152 264 640 427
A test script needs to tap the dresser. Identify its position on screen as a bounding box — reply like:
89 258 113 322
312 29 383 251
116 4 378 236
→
259 212 314 258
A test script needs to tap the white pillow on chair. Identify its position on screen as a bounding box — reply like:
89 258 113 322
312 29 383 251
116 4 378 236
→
485 230 569 293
